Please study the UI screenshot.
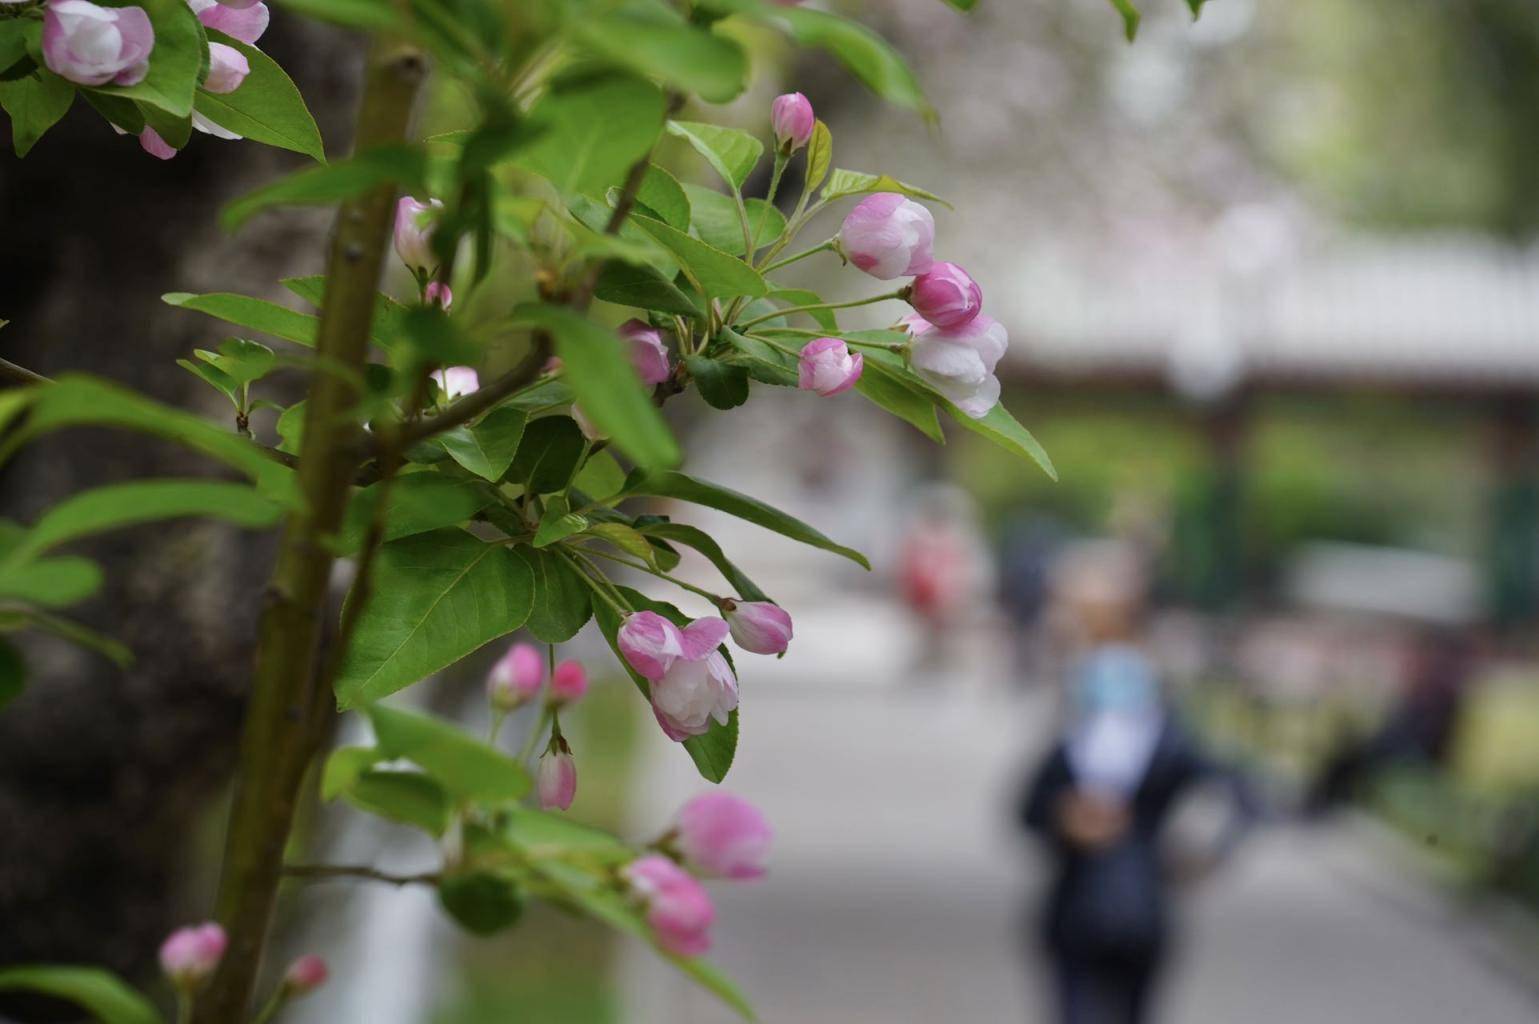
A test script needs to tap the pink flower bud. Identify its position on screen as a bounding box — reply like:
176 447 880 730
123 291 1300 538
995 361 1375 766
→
722 600 792 656
281 955 328 997
537 744 577 811
189 0 269 45
394 196 443 277
797 337 863 397
487 642 544 711
618 612 738 740
838 193 935 280
907 261 982 330
908 313 1008 419
43 1 154 87
139 126 177 161
623 854 715 957
676 792 773 880
425 281 453 310
550 660 588 704
770 92 815 152
203 41 249 94
619 318 671 387
432 365 478 400
159 922 227 988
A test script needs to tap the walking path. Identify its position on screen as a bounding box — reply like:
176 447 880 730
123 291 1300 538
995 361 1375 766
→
619 677 1539 1023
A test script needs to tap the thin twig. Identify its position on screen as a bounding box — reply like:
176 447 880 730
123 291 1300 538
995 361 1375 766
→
0 357 48 388
282 863 440 887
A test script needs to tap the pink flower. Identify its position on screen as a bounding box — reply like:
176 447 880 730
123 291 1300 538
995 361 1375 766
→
619 318 671 387
43 1 154 87
537 743 577 811
281 955 328 997
617 612 738 740
838 193 934 280
203 41 249 93
188 0 268 45
908 313 1008 419
771 92 815 152
139 127 177 160
722 600 792 656
425 281 453 310
550 660 588 704
907 262 981 330
394 196 443 277
433 365 478 400
159 922 227 989
487 642 543 710
797 337 863 397
675 792 773 880
624 854 715 957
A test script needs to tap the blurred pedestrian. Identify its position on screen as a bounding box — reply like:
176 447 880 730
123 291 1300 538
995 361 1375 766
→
1019 645 1255 1023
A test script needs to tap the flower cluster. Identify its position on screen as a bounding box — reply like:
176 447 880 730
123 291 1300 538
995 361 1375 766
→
159 922 325 1015
617 600 792 742
486 641 588 811
623 792 772 956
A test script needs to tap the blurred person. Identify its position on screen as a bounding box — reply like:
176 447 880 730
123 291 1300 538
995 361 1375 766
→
1019 645 1256 1024
1305 627 1475 815
898 485 990 669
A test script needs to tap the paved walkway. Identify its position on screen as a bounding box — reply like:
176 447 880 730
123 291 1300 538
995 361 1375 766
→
619 679 1539 1023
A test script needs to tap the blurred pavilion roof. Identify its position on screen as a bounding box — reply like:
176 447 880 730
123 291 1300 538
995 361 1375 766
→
997 231 1539 397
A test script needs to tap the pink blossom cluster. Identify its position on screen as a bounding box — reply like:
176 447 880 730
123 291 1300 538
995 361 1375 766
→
624 792 772 956
486 642 589 811
617 600 791 742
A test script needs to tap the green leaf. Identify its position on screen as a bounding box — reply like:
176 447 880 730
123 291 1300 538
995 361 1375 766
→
338 472 493 554
632 164 692 231
194 29 325 161
0 966 161 1024
633 215 768 300
507 414 588 494
514 545 593 643
937 0 978 11
136 99 190 148
590 585 738 783
946 400 1057 479
344 768 452 835
81 90 144 133
436 406 528 482
162 292 319 347
584 521 663 567
805 119 832 192
438 871 525 935
4 480 281 565
765 288 836 331
721 328 798 386
666 120 762 190
366 703 530 801
221 144 426 231
571 1 748 104
1 609 131 668
533 495 589 548
276 400 304 455
1187 0 1209 16
400 306 479 365
821 168 946 206
335 529 535 707
8 376 292 499
624 471 869 569
1108 0 1141 41
201 338 276 386
572 449 627 501
636 521 770 602
594 261 702 317
0 636 24 712
856 358 943 443
724 0 929 115
682 185 785 257
282 275 410 348
0 21 30 77
0 556 101 607
177 357 239 404
684 355 749 410
517 72 665 196
513 306 681 471
88 0 202 116
0 71 74 157
320 745 382 800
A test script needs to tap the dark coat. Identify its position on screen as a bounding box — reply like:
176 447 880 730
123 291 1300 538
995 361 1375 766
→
1020 721 1249 962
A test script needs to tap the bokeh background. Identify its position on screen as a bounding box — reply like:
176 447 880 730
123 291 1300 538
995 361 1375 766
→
5 0 1539 1021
